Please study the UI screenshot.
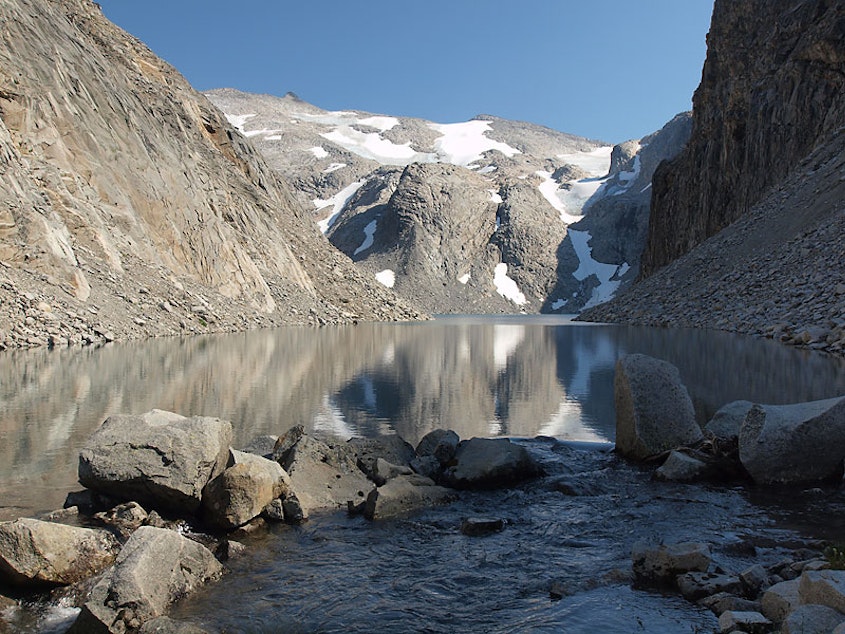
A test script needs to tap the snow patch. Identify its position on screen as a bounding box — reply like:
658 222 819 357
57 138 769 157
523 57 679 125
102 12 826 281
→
225 113 256 134
429 121 520 167
314 180 365 233
618 154 641 182
458 273 471 284
357 116 399 132
375 269 395 288
321 127 433 165
493 263 527 306
310 146 329 159
324 163 347 174
265 134 282 141
640 182 652 193
556 146 613 176
551 298 566 311
488 189 503 204
568 229 629 309
353 219 378 256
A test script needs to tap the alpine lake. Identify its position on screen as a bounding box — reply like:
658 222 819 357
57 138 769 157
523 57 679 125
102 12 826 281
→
3 316 845 633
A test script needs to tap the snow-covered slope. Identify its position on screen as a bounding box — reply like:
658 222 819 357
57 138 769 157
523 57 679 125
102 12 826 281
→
206 89 689 314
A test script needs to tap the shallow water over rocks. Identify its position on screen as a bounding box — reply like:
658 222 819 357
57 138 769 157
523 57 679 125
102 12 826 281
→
2 316 845 632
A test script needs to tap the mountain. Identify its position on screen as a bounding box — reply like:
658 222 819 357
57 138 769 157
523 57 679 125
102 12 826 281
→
582 0 845 355
0 0 422 350
205 89 691 315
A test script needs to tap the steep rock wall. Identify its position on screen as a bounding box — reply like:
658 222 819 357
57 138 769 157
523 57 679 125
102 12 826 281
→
641 0 845 277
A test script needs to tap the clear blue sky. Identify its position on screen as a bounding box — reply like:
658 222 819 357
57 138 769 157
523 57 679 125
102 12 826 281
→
97 1 714 143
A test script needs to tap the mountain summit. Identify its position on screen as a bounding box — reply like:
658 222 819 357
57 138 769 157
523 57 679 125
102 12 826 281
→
206 89 690 315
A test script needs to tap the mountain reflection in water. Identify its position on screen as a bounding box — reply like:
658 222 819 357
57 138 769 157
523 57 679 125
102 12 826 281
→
1 315 844 520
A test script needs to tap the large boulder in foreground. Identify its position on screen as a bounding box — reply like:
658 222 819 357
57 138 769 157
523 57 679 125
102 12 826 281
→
440 437 542 489
78 410 233 514
364 474 454 520
279 434 373 515
614 354 701 460
202 451 290 530
0 518 119 588
739 396 845 485
69 526 222 633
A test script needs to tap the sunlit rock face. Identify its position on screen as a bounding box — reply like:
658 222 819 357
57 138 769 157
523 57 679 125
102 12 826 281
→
0 0 421 350
206 89 690 315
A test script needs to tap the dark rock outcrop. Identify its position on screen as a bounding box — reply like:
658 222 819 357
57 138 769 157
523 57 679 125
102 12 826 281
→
642 0 845 277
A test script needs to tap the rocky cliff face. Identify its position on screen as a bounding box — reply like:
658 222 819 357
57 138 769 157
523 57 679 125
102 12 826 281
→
207 89 691 315
641 0 845 277
0 0 421 349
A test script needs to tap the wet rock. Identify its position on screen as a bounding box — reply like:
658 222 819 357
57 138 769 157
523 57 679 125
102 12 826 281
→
281 494 307 523
262 498 285 521
677 572 743 602
739 396 845 484
347 435 416 481
364 474 453 520
654 450 709 482
440 438 542 489
718 610 772 633
271 424 307 464
281 433 373 514
69 526 222 633
706 400 754 441
0 518 119 588
416 429 460 466
93 502 149 540
761 579 800 623
632 541 711 585
781 604 845 634
799 569 845 613
138 616 210 633
547 475 605 496
409 455 441 479
614 354 702 460
78 410 233 515
202 453 289 530
64 489 118 515
460 517 504 536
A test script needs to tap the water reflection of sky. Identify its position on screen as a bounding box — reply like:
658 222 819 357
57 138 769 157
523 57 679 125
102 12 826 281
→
1 316 845 518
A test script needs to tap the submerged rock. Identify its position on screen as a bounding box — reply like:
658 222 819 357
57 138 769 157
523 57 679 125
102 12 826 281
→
738 396 845 484
614 354 702 460
0 518 119 588
460 517 505 536
440 437 542 489
138 616 210 633
70 526 222 633
654 450 709 482
78 410 233 515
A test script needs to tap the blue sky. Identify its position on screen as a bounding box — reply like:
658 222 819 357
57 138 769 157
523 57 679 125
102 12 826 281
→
97 1 714 143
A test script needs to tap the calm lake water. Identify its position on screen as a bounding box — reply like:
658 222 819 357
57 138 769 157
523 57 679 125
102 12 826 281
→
3 316 845 633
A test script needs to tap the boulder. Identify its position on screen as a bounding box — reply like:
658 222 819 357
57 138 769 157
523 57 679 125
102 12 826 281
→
614 354 702 460
440 438 542 489
739 396 845 484
364 474 453 520
78 410 233 514
700 593 762 616
280 433 373 515
761 579 801 623
717 610 772 634
202 452 289 530
238 435 279 459
69 526 222 633
93 502 149 540
781 604 845 634
631 541 711 585
416 429 460 466
654 451 709 482
372 458 414 486
409 455 441 479
677 572 743 602
799 569 845 613
347 435 416 481
740 564 770 596
0 518 119 588
706 401 754 440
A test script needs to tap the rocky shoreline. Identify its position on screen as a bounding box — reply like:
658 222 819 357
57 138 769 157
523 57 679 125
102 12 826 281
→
1 353 844 632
